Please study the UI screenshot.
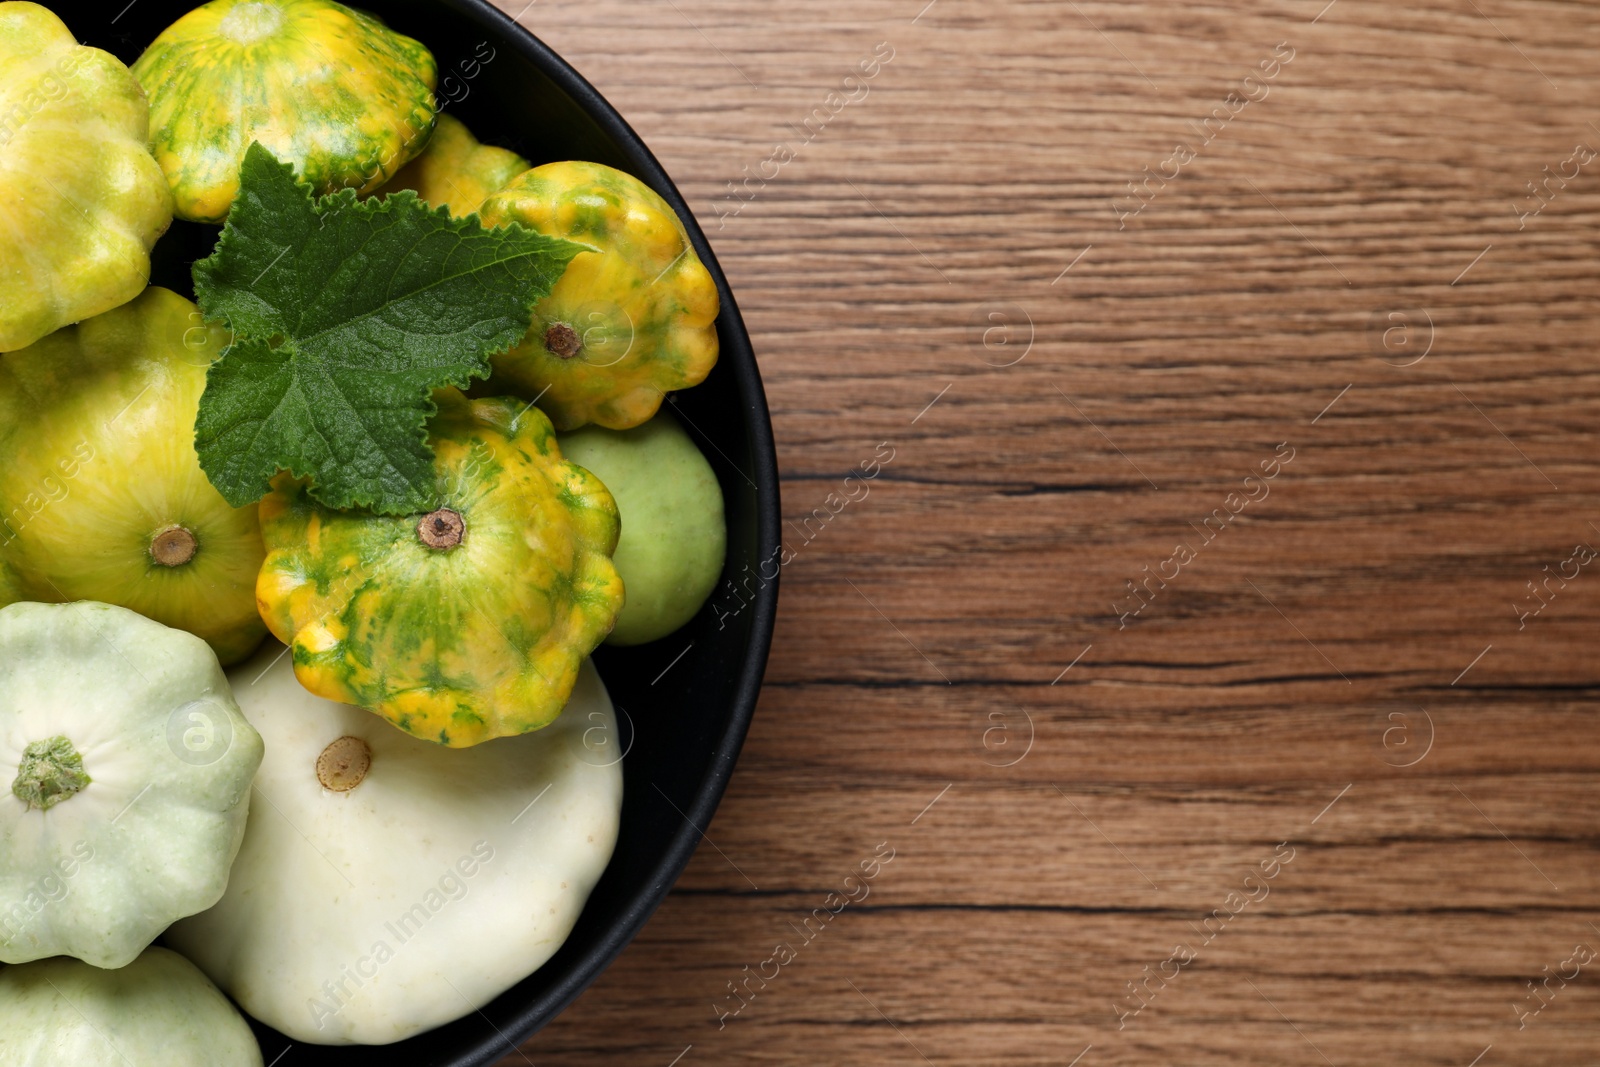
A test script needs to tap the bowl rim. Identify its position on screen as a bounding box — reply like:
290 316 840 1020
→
432 1 781 1061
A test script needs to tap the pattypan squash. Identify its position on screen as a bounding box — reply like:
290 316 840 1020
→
167 643 623 1045
0 2 173 352
0 558 21 606
256 388 623 747
0 947 262 1066
383 112 528 216
479 161 720 430
0 601 263 970
560 409 726 645
0 287 268 665
132 0 438 223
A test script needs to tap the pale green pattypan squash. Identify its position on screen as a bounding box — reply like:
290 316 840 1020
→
0 947 262 1066
0 2 173 352
0 601 263 969
560 409 727 645
167 642 622 1045
0 287 268 665
132 0 438 222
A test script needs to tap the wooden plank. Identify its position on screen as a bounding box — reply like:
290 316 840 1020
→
496 0 1600 1063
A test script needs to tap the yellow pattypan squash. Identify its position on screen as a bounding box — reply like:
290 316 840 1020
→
0 557 20 606
256 388 623 747
479 161 720 430
132 0 438 223
0 287 267 664
0 2 173 352
383 112 528 216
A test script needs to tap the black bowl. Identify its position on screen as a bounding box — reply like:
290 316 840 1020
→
76 2 780 1062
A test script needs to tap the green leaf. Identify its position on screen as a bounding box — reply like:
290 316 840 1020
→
192 142 586 514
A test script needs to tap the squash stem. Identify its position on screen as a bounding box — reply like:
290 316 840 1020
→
316 736 371 792
12 736 90 811
417 508 464 550
150 525 198 567
544 322 582 359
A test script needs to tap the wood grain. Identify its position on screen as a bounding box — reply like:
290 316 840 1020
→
495 1 1600 1063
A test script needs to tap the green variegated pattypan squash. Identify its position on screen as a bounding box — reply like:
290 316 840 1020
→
479 161 720 430
382 112 528 216
0 2 173 352
132 0 438 223
0 601 262 970
0 287 268 664
0 948 262 1066
256 388 623 747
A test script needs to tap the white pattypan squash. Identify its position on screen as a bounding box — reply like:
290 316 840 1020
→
0 2 173 352
0 601 263 969
167 642 623 1045
0 947 262 1066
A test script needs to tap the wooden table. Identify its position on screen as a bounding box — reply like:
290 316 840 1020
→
501 1 1600 1063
